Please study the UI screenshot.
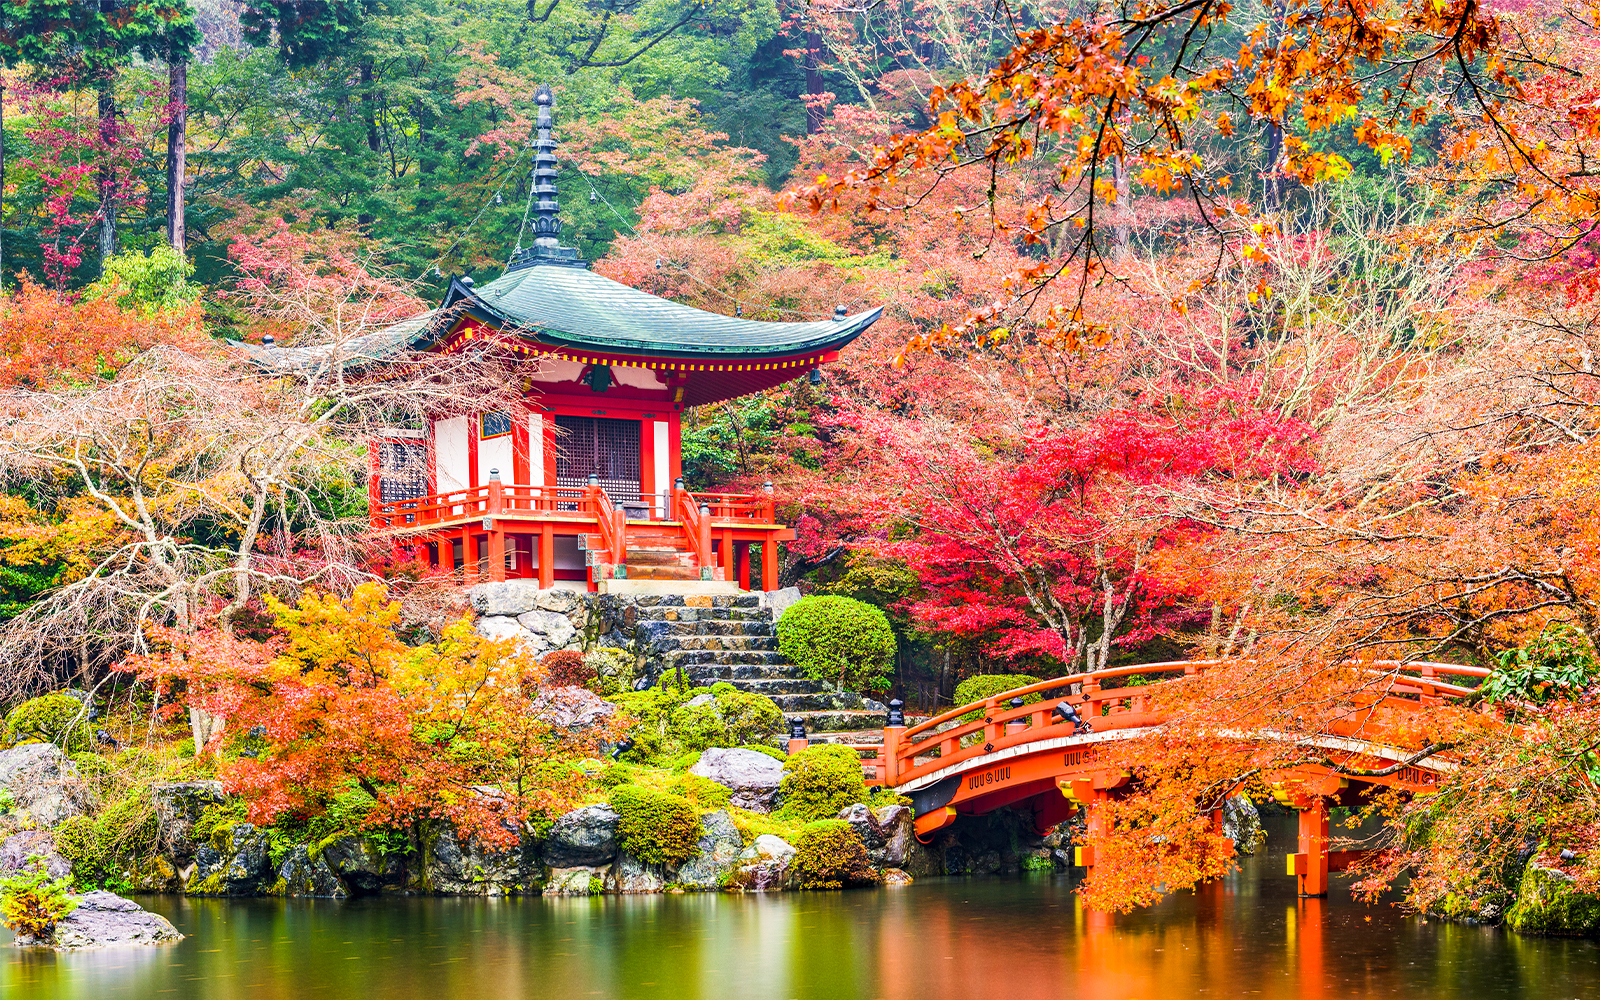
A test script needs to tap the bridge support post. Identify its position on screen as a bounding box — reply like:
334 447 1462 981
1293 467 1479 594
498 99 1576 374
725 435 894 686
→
882 700 905 786
1290 797 1330 897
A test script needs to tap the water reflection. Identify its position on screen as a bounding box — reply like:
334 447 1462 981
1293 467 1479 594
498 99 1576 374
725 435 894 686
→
3 823 1596 1000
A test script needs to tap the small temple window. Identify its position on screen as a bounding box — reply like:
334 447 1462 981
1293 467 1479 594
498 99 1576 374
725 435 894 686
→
377 440 428 503
480 411 513 439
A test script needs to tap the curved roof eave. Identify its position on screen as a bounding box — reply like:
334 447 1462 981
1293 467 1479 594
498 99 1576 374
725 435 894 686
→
433 265 881 359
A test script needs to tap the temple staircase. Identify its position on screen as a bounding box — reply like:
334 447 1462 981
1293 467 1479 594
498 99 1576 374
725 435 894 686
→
634 595 885 734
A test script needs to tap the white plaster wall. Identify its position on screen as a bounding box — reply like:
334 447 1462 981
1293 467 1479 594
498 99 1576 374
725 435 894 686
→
434 416 470 492
478 429 512 485
528 412 546 487
653 420 669 516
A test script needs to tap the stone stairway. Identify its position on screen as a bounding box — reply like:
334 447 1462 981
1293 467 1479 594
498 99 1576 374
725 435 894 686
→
633 595 885 733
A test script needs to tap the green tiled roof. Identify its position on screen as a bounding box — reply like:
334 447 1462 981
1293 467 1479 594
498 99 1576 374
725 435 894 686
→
452 264 879 358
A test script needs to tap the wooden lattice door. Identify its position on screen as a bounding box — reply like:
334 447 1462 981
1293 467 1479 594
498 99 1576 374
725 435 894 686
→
377 440 429 503
554 415 641 503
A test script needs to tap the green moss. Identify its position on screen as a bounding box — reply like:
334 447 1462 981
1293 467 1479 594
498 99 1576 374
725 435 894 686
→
4 693 92 752
776 596 896 695
953 675 1043 722
610 684 784 765
610 785 704 866
778 745 868 823
736 743 788 761
192 800 248 851
664 771 732 809
790 820 879 890
54 815 109 889
1506 863 1600 936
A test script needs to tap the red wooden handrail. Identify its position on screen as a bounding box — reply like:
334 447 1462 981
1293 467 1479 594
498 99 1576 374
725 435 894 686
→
880 659 1494 789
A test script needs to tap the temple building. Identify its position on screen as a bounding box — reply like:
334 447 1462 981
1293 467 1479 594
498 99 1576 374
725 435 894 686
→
366 86 880 593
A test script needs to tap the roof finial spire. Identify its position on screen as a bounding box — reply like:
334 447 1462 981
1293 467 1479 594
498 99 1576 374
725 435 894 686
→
531 84 560 249
507 84 587 272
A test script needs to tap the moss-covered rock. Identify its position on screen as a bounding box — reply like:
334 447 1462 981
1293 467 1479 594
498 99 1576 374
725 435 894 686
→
790 820 880 889
610 786 702 866
777 745 868 822
610 683 783 764
1506 861 1600 937
4 693 92 753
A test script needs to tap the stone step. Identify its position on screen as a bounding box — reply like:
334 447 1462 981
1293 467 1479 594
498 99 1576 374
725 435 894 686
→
768 692 875 712
619 565 703 581
688 677 824 696
783 709 889 733
625 549 696 566
651 620 773 637
684 662 797 681
667 636 778 652
663 650 787 667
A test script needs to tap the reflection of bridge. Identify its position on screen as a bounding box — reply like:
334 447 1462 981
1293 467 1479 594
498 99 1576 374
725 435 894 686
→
845 660 1490 897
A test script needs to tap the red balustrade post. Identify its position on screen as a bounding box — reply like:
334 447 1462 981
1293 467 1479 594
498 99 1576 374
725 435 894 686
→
538 524 554 589
883 699 905 786
698 505 713 576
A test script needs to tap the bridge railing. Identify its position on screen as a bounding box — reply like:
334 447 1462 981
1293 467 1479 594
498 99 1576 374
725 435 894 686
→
870 659 1492 789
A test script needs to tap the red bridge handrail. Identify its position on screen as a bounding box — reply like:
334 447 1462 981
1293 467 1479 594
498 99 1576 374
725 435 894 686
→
882 659 1493 790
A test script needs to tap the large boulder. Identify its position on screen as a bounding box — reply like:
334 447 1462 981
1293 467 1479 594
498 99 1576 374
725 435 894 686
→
16 891 182 950
545 865 607 895
517 609 578 649
276 846 347 898
0 830 70 879
468 581 545 617
422 824 525 895
674 810 744 890
529 688 617 733
610 852 666 893
839 803 915 869
730 834 796 891
1222 795 1264 855
690 748 784 813
477 615 537 649
321 835 407 895
0 743 95 826
150 781 228 865
186 823 275 896
1506 860 1600 936
543 806 619 868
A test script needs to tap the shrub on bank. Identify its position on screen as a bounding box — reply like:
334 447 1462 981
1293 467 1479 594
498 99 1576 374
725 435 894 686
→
953 674 1043 722
790 820 879 889
778 744 868 822
0 857 78 939
4 693 92 751
585 647 636 695
776 596 896 695
610 682 783 764
610 785 703 866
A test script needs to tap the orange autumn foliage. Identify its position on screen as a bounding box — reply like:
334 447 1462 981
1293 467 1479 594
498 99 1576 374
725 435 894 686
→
0 279 205 388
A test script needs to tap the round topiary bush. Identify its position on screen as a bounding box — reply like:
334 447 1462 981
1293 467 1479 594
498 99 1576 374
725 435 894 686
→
953 674 1043 722
779 744 868 822
4 693 91 752
541 650 595 689
776 596 896 695
790 820 880 889
609 785 704 866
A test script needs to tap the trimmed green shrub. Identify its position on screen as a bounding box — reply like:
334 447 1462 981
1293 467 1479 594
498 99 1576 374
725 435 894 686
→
778 744 868 822
736 743 788 761
0 857 78 939
610 683 784 765
776 596 896 695
953 674 1043 722
790 820 879 889
4 693 92 751
610 785 703 866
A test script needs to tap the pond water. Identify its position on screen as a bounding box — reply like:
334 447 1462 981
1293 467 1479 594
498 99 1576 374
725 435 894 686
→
4 825 1597 1000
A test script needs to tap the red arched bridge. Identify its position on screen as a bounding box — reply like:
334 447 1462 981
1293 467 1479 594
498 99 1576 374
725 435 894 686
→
815 659 1491 897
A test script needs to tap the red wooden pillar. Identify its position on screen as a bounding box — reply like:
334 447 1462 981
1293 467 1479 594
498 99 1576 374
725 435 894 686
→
464 531 480 585
720 528 735 584
737 543 751 591
1074 783 1108 872
760 538 779 592
1290 797 1330 897
538 525 555 589
413 542 429 570
487 528 506 582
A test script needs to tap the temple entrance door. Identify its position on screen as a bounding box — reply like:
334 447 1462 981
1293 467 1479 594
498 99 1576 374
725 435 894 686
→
554 415 642 506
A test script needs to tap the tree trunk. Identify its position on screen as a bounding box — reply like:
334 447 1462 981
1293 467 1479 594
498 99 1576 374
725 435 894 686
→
97 81 117 270
1 73 6 290
358 59 379 228
165 60 187 253
805 26 825 134
1113 155 1132 256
